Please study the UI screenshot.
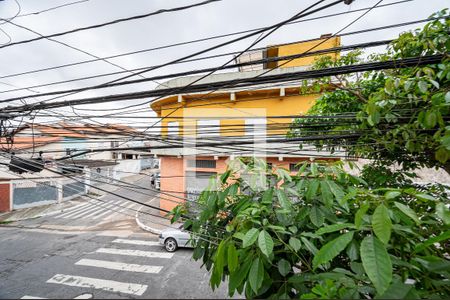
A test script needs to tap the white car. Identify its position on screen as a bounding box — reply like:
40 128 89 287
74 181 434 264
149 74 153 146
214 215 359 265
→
159 225 194 252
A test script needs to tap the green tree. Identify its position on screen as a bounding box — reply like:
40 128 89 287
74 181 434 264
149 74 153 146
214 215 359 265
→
289 10 450 173
170 159 449 299
169 11 450 299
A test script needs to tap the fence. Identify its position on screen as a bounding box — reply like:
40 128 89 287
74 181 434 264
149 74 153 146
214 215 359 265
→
11 176 86 210
2 158 151 211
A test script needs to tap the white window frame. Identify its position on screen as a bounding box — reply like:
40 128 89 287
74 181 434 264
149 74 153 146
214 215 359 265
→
167 121 179 136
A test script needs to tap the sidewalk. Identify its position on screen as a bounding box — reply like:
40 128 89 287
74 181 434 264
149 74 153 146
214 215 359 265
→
0 172 152 223
0 195 89 223
134 195 173 235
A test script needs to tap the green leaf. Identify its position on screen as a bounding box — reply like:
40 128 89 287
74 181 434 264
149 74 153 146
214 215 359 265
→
242 228 259 248
312 231 354 269
327 181 345 205
424 111 437 128
311 163 318 176
228 184 238 197
435 147 449 163
385 191 401 200
414 193 437 202
372 204 392 244
418 80 428 93
229 257 252 296
276 168 292 182
215 240 227 276
436 202 450 225
320 180 333 207
375 281 415 299
306 179 319 201
258 230 274 257
361 236 392 295
394 202 420 225
233 232 245 240
276 189 292 210
445 91 450 103
289 237 301 252
261 188 273 205
413 255 450 272
415 230 450 253
346 240 359 261
227 243 238 272
315 223 355 235
249 257 264 293
355 203 369 229
310 205 324 227
278 259 291 277
220 170 231 184
301 237 318 255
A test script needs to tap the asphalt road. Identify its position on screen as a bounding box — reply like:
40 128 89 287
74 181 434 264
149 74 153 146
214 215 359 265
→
0 176 231 299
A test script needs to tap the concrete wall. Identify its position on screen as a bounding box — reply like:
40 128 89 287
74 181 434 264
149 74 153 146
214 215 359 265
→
160 156 186 213
158 155 330 212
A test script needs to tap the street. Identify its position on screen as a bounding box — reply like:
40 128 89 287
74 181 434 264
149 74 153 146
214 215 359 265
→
0 176 230 299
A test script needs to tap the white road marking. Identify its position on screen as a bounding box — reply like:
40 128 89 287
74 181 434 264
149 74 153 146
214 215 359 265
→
96 247 173 258
69 203 107 219
59 201 100 219
21 294 93 299
91 199 123 219
75 258 163 274
47 274 147 296
104 201 136 220
112 238 159 246
73 293 93 299
82 201 118 219
56 202 92 218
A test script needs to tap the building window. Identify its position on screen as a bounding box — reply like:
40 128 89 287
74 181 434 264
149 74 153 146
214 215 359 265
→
197 120 220 137
245 118 266 136
289 163 300 172
167 121 179 136
187 159 216 169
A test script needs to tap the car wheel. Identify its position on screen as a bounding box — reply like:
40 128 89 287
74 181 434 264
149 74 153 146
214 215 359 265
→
164 238 178 252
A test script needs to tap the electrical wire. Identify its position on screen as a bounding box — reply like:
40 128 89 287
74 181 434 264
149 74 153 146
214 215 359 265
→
1 54 443 111
0 0 414 81
0 0 223 49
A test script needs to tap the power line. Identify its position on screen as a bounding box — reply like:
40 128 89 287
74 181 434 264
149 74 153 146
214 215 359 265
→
1 0 345 125
1 54 443 113
16 0 91 18
0 39 392 97
0 0 413 81
0 0 223 49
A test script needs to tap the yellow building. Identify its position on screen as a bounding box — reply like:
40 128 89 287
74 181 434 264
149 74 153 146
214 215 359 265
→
149 35 341 212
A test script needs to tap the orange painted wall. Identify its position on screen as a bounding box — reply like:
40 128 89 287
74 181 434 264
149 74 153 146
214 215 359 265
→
158 155 338 213
160 156 185 214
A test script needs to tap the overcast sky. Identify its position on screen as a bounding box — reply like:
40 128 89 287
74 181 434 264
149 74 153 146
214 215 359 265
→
0 0 447 128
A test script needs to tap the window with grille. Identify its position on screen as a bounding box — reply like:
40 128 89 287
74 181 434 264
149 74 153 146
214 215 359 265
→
289 163 300 172
187 159 216 169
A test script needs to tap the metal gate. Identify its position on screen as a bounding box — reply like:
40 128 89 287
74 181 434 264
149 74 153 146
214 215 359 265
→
12 180 58 209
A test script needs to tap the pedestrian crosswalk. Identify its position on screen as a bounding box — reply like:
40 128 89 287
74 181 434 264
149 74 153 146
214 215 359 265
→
52 198 140 221
47 274 148 296
22 236 171 298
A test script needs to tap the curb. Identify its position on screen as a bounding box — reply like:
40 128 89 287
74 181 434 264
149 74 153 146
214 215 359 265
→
135 206 162 235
